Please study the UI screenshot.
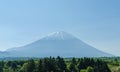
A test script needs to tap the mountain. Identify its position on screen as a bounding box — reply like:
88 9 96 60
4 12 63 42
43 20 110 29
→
4 31 112 57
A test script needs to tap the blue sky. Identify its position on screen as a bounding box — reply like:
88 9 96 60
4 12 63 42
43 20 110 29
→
0 0 120 56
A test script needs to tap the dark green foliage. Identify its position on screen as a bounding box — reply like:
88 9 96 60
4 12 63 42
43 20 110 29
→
26 59 35 72
56 56 67 72
0 57 112 72
93 59 111 72
86 66 94 72
77 58 111 72
36 59 43 72
42 57 57 72
6 61 17 71
69 58 77 72
0 61 4 72
21 59 35 72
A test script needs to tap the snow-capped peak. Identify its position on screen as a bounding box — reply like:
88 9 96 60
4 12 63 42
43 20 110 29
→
41 31 77 40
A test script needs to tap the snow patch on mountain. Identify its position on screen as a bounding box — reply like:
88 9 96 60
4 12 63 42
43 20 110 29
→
41 31 77 40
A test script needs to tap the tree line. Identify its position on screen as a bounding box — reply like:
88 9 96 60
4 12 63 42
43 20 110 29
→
0 56 111 72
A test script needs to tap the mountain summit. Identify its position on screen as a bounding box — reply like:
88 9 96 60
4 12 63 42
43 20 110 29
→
4 31 112 57
42 31 77 40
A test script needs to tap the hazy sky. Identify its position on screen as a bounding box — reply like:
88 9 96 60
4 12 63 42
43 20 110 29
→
0 0 120 56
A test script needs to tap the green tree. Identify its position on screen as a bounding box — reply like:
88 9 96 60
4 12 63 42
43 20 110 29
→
11 62 17 71
23 59 35 72
36 59 43 72
56 56 67 72
80 69 86 72
42 57 57 72
0 61 4 72
69 58 77 72
86 66 94 72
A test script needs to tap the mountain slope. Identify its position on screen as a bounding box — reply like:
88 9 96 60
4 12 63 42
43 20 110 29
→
5 31 112 57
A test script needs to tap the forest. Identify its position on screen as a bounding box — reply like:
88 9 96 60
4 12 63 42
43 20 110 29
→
0 56 119 72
